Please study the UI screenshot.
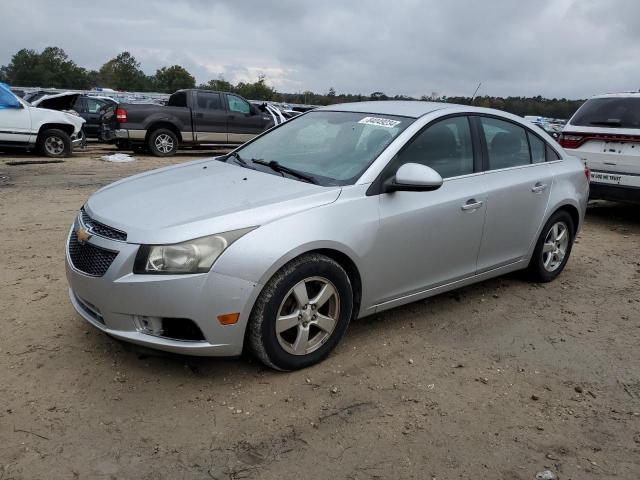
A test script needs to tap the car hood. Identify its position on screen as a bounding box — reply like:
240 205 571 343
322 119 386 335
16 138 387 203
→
85 158 342 244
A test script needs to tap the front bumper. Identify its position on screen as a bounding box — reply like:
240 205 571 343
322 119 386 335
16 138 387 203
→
65 227 262 356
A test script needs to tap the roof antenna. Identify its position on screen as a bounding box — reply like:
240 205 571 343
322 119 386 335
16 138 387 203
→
471 82 482 104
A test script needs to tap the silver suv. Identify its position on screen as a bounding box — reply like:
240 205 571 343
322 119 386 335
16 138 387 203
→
560 92 640 202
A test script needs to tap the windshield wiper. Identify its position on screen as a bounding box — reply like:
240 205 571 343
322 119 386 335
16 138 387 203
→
251 159 317 184
590 119 622 127
225 151 254 169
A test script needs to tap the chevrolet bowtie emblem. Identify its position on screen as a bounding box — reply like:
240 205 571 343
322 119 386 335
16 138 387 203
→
76 226 91 244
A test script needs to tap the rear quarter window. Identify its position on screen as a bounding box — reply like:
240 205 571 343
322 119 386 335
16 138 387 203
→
570 97 640 129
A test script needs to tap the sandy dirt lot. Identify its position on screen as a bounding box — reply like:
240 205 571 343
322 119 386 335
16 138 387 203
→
1 144 639 480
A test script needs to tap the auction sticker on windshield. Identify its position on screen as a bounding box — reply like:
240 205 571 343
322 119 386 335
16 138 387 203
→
358 117 402 128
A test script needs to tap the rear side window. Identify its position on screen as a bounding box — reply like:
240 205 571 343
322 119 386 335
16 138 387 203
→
168 91 187 107
570 97 640 129
528 132 546 164
196 91 222 111
480 117 530 170
396 116 474 178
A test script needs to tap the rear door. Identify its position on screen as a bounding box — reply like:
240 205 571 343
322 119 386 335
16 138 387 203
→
193 91 228 143
474 116 554 272
224 94 270 143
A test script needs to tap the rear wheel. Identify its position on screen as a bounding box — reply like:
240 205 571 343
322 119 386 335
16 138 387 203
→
147 128 178 157
38 129 71 158
248 254 353 371
526 210 575 282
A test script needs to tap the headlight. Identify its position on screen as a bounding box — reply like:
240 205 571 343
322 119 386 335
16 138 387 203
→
133 227 255 274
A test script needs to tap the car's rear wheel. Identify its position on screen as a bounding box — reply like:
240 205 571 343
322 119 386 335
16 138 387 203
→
148 128 178 157
38 129 71 158
527 210 575 282
248 253 353 371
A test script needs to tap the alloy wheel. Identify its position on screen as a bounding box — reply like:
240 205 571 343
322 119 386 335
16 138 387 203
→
154 133 174 154
542 221 569 272
44 135 65 156
275 276 340 355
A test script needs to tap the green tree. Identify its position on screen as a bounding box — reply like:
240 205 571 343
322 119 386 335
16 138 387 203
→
199 78 235 92
97 52 149 91
153 65 195 93
1 47 90 88
234 75 276 100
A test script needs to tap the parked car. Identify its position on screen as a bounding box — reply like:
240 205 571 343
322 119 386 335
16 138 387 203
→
101 89 277 156
559 92 640 202
0 83 85 157
31 92 117 140
66 101 589 370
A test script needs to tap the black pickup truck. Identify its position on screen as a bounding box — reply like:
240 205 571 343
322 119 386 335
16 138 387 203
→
102 89 276 156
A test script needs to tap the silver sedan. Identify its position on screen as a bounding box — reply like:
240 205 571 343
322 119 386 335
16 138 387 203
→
66 101 589 370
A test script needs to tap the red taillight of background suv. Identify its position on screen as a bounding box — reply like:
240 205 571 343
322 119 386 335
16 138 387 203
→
115 108 128 123
558 133 583 149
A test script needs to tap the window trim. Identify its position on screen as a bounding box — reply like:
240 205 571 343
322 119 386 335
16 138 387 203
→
366 113 480 196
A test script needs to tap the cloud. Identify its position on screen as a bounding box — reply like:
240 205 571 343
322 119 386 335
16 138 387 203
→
1 0 639 98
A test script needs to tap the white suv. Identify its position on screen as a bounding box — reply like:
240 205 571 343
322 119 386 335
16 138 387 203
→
560 92 640 202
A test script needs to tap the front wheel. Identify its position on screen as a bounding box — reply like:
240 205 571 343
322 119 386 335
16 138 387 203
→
38 129 71 158
526 210 575 282
248 254 353 371
147 128 178 157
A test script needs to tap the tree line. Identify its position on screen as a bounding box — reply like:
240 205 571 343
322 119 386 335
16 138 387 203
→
0 47 585 118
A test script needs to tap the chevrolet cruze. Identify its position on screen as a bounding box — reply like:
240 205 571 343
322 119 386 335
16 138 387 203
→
66 101 589 370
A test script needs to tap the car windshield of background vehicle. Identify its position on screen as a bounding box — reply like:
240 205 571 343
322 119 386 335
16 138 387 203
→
570 97 640 129
236 111 414 186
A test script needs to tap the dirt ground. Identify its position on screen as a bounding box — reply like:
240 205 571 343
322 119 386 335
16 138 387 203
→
0 144 639 480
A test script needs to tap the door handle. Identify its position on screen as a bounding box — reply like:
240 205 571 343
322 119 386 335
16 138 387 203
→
531 182 548 193
461 199 483 211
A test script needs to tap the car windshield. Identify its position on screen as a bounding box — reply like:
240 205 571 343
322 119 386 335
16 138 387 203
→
570 97 640 129
235 110 414 186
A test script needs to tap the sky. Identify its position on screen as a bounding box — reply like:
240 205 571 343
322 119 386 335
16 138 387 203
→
1 0 639 99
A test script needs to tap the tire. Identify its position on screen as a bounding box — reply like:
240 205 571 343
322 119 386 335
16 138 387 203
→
38 129 71 158
248 253 353 371
147 128 178 157
526 210 575 282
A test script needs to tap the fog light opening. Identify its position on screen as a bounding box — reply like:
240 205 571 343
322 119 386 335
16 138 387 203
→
134 315 164 336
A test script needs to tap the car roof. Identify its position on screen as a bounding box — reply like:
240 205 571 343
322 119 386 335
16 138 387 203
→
316 100 456 118
590 92 640 99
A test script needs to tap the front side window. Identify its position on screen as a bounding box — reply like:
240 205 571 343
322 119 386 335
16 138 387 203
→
394 116 474 178
236 111 413 185
226 94 251 114
480 117 530 170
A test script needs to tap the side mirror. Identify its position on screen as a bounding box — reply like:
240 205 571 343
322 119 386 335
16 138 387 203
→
383 163 443 193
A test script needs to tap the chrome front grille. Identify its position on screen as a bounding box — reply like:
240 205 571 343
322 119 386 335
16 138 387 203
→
80 208 127 242
68 230 118 277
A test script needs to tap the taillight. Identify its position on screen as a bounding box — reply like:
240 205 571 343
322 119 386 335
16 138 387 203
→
584 164 591 183
558 134 583 149
115 108 128 123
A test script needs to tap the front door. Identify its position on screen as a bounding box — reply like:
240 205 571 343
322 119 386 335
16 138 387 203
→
475 116 554 272
224 94 270 144
0 104 32 143
193 91 228 143
370 116 487 305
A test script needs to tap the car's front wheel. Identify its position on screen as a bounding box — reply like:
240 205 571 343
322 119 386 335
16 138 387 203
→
527 210 575 282
38 128 71 158
248 253 353 371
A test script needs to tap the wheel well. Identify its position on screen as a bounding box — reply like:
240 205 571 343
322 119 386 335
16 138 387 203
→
555 204 580 234
38 123 74 138
312 248 362 320
145 122 182 143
